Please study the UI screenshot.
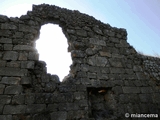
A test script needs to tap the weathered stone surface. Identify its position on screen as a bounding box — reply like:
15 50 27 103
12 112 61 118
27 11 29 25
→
21 61 35 69
89 38 106 46
50 111 67 120
88 56 107 67
99 51 111 57
13 45 34 51
122 87 140 93
0 38 12 43
12 95 25 104
18 52 28 60
0 30 12 37
6 61 20 67
0 95 11 104
141 87 153 93
4 85 23 94
19 24 37 33
109 58 123 67
1 23 17 30
0 68 27 76
0 60 6 67
25 94 35 104
26 104 46 113
3 105 26 114
0 15 8 22
76 30 87 37
3 44 13 50
28 52 39 60
110 68 125 73
71 50 85 58
0 84 5 94
93 26 103 35
0 115 12 120
3 51 18 60
0 104 3 114
21 77 32 84
1 77 21 85
139 94 152 103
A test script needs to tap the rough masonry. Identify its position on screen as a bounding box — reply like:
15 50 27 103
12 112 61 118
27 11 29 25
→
0 4 160 120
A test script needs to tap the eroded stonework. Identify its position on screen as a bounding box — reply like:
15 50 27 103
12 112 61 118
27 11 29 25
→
0 4 160 120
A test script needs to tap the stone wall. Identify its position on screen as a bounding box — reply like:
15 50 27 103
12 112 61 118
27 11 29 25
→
0 4 159 120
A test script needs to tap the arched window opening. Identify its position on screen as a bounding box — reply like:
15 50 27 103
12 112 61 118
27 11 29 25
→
36 23 72 81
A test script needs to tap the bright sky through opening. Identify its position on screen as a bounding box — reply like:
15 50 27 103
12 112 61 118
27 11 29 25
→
36 24 72 81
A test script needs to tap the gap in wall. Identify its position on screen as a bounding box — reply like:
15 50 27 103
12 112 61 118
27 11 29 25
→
36 23 72 81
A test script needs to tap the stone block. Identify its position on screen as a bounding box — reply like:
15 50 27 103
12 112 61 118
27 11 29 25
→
0 104 3 114
0 60 6 67
18 52 28 60
74 92 86 100
139 94 152 103
112 86 123 94
6 61 20 67
110 68 125 74
0 68 28 76
1 77 21 85
0 84 5 94
88 56 107 67
58 103 67 111
71 50 85 58
50 111 67 120
26 104 46 113
119 94 129 104
4 85 23 94
28 52 39 60
19 24 37 34
13 32 24 38
21 77 31 84
0 95 11 104
99 51 111 57
0 115 12 120
21 61 35 69
3 51 18 60
76 29 87 37
67 29 75 34
141 87 153 93
3 105 26 114
25 94 35 104
13 45 34 51
109 58 123 67
67 103 79 111
109 37 119 43
133 65 142 72
122 87 140 93
152 93 160 103
1 23 17 30
0 38 12 43
4 44 13 50
97 73 108 79
136 73 147 80
88 72 97 78
89 38 106 46
0 15 8 22
93 26 103 35
12 95 24 104
46 104 58 112
0 30 12 37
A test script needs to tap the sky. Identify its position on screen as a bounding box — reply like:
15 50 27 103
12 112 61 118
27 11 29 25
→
0 0 160 80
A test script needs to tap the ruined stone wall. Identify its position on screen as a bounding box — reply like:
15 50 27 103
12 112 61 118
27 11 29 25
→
0 4 159 120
